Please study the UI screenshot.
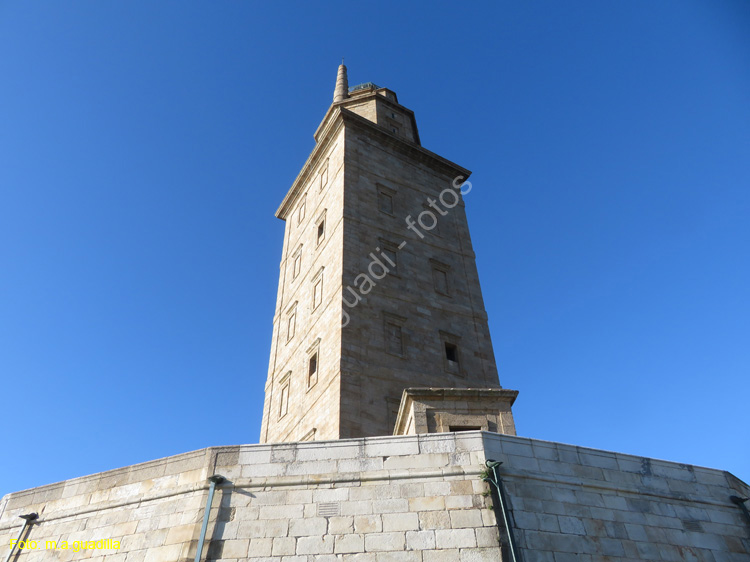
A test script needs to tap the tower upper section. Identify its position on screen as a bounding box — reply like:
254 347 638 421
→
317 64 421 147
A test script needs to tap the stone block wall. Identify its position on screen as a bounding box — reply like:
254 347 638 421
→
2 432 748 562
483 432 750 562
0 433 501 562
0 448 212 562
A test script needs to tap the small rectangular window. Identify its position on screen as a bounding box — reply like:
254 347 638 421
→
297 195 306 224
378 239 399 277
308 352 318 387
319 161 329 191
440 331 462 376
377 185 396 216
391 127 399 134
306 338 321 390
313 275 323 310
287 308 297 342
383 312 406 358
445 342 458 364
292 246 302 280
433 267 448 295
382 247 397 276
315 209 327 247
378 191 394 215
279 379 290 418
385 322 403 356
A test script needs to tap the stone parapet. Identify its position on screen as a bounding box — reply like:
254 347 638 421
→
1 432 747 561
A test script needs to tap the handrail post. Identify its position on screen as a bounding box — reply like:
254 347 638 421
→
483 460 522 562
4 513 38 562
194 475 225 562
730 496 750 527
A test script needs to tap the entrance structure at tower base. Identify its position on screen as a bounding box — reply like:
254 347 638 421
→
394 387 518 436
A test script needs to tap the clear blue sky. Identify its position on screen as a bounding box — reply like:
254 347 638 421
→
1 1 748 498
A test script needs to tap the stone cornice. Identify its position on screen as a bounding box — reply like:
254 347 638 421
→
339 108 471 180
276 104 471 221
400 387 519 403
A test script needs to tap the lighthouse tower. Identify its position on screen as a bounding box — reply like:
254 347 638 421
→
260 65 517 443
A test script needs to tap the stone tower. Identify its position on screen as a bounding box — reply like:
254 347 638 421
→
260 65 517 443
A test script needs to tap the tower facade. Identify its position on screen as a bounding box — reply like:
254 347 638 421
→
260 66 515 443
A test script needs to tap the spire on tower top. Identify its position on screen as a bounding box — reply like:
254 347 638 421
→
333 62 349 103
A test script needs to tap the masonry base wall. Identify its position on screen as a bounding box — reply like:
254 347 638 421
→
1 432 748 562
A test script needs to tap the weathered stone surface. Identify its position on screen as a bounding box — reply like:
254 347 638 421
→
382 512 419 532
271 537 296 556
364 531 406 552
296 535 335 555
335 533 365 554
435 528 477 549
405 530 436 550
